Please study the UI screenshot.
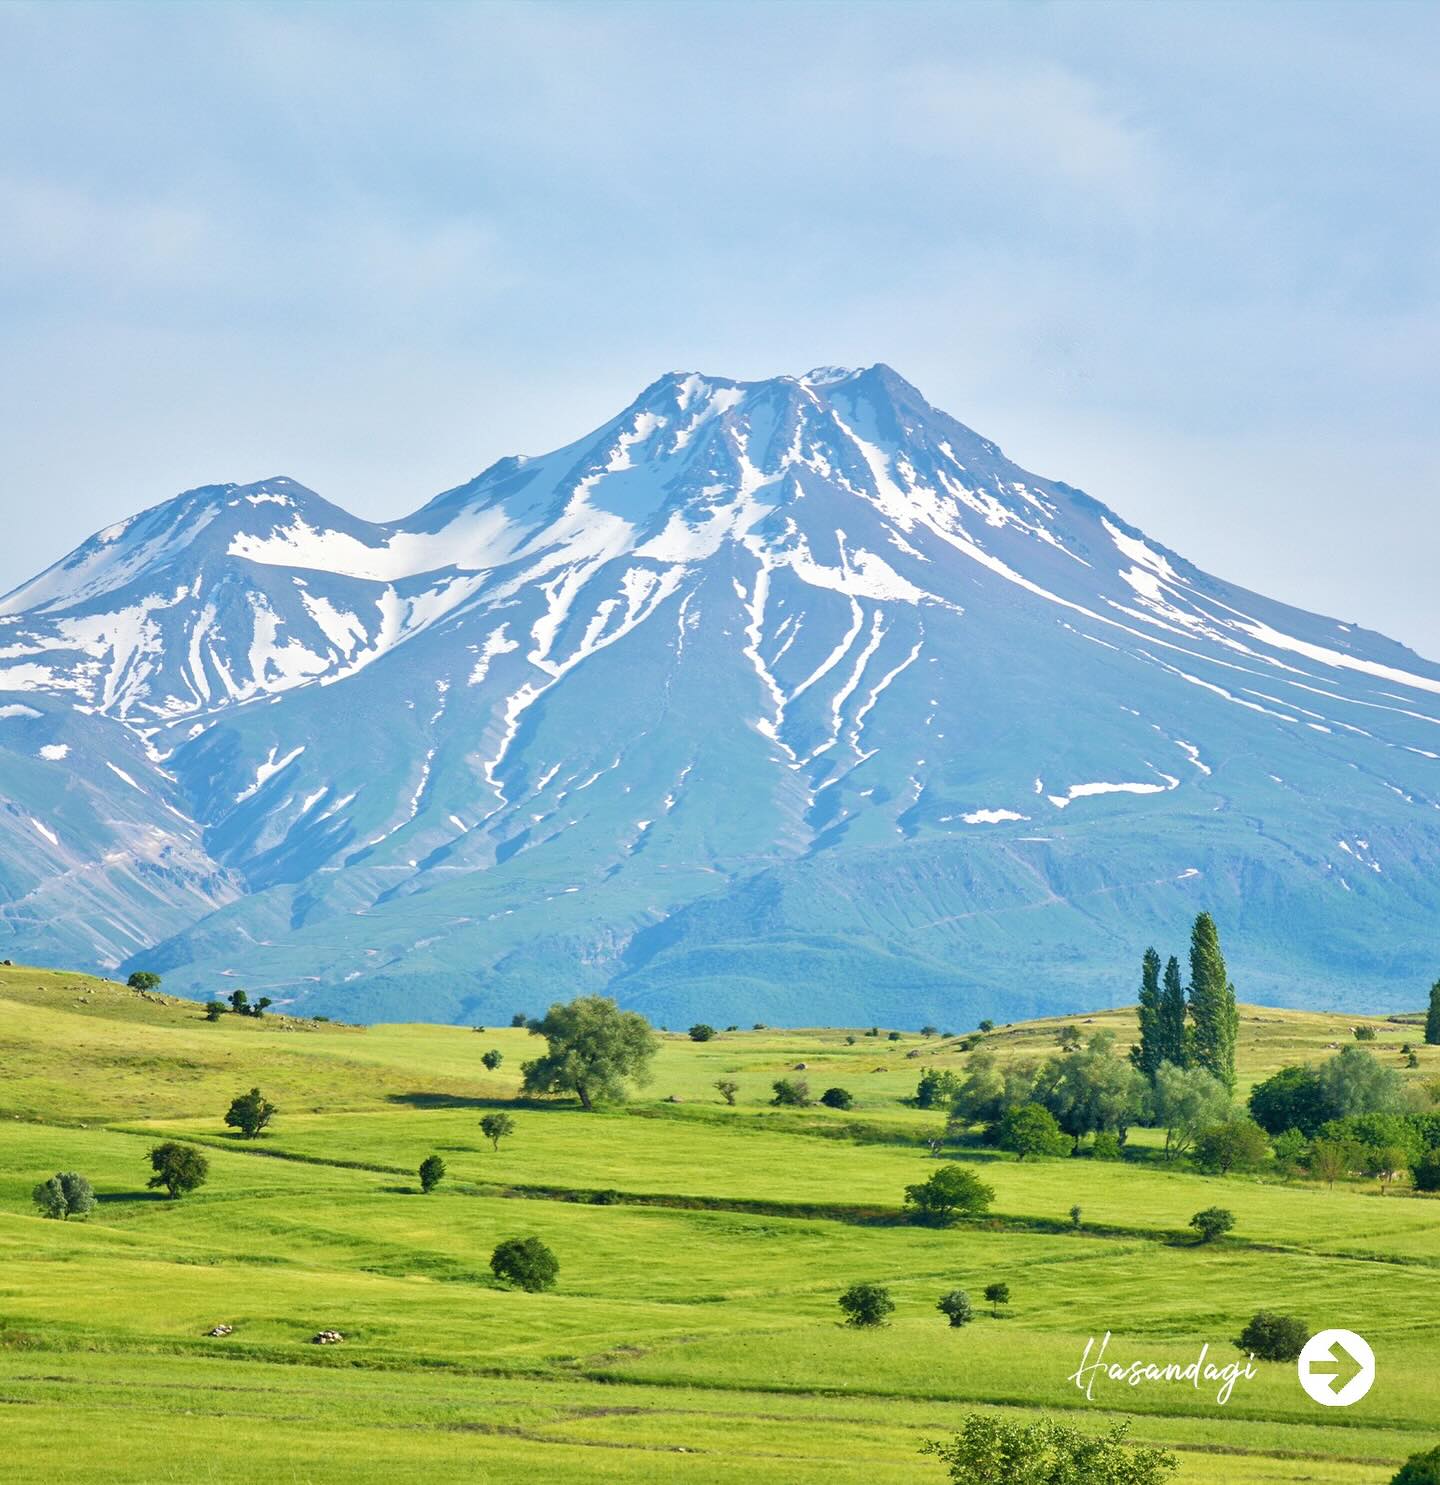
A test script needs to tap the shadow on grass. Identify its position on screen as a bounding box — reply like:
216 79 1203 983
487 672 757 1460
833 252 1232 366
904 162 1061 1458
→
96 1190 171 1205
385 1092 560 1112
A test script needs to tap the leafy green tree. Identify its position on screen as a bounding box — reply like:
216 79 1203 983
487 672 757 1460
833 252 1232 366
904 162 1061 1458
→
1158 954 1190 1068
1236 1310 1308 1362
127 971 161 991
490 1236 558 1292
225 1086 276 1139
511 1012 529 1028
993 1102 1069 1159
922 1416 1178 1485
32 1171 95 1220
1364 1142 1410 1194
904 1164 995 1225
1317 1045 1404 1120
950 1051 1037 1128
204 1000 225 1021
418 1154 446 1193
479 1112 516 1151
1194 1118 1271 1175
915 1068 959 1109
770 1077 812 1107
1090 1131 1122 1160
481 1049 503 1071
147 1142 209 1198
978 1019 995 1033
1249 1064 1329 1136
1412 1150 1440 1192
1150 1062 1232 1159
820 1086 855 1110
228 989 249 1015
1033 1031 1147 1147
688 1023 716 1042
520 996 658 1111
1187 914 1238 1090
1069 1204 1083 1229
1353 1025 1377 1041
1308 1138 1357 1188
1426 982 1440 1047
252 996 273 1018
983 1281 1010 1317
1272 1128 1311 1175
1132 947 1164 1080
837 1282 893 1327
936 1289 972 1327
713 1078 739 1105
1393 1445 1440 1485
1189 1206 1235 1243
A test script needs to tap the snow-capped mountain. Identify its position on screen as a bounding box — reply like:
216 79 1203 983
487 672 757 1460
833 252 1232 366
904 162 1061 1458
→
3 365 1438 1025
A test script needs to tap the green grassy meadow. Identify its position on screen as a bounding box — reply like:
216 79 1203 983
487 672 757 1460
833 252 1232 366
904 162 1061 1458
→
1 963 1437 1483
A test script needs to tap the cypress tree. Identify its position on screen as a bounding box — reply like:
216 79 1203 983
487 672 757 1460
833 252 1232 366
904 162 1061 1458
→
1158 955 1189 1069
1188 913 1238 1090
1132 948 1163 1079
1426 980 1440 1047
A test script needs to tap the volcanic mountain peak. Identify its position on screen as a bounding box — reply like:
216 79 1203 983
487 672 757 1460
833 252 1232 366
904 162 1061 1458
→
2 366 1438 1025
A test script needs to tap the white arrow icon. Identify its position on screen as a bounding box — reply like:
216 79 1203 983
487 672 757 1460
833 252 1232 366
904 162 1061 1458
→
1298 1329 1375 1406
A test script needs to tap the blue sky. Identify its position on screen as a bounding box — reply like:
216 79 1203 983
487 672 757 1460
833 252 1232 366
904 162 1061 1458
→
2 0 1437 654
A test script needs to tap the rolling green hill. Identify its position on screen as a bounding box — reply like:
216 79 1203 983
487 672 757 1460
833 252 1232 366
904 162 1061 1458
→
2 963 1436 1483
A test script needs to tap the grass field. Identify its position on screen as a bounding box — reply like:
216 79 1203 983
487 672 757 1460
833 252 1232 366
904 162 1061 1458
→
1 962 1436 1483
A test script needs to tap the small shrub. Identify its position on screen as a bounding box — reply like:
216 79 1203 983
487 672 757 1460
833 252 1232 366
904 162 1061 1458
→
1392 1445 1440 1484
1069 1204 1083 1229
936 1289 972 1327
1189 1206 1236 1243
1354 1025 1377 1041
32 1171 95 1220
1194 1118 1271 1175
983 1281 1010 1316
147 1143 209 1199
713 1078 739 1106
887 1031 901 1042
511 1012 529 1028
837 1282 894 1327
923 1416 1178 1484
978 1019 995 1033
820 1087 854 1110
418 1154 446 1193
770 1077 812 1107
1091 1131 1122 1160
1236 1310 1308 1362
1056 1025 1082 1051
921 1025 938 1037
844 1034 857 1045
204 1001 225 1021
993 1102 1069 1159
481 1049 503 1071
491 1236 559 1292
688 1023 716 1042
752 1022 767 1030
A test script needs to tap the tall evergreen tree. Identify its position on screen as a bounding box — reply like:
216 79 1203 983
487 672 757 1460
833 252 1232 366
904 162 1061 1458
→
1158 955 1189 1069
1131 948 1164 1079
1188 913 1238 1090
1426 980 1440 1047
